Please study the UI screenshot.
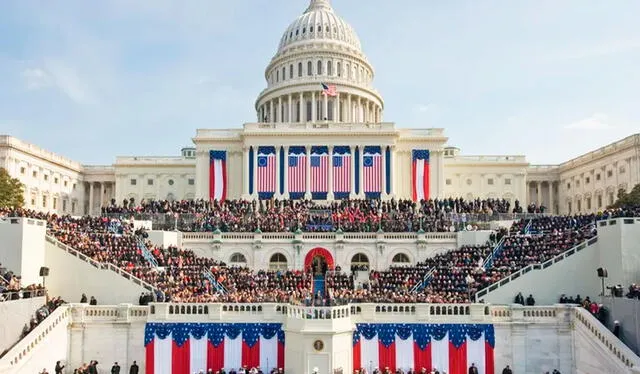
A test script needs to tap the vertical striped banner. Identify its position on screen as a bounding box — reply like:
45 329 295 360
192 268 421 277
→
363 146 382 198
288 146 307 200
311 146 329 199
333 146 351 199
257 146 276 199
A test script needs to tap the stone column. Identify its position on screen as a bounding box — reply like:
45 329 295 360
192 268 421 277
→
323 92 328 120
288 94 292 123
305 146 312 199
381 147 387 198
252 147 258 199
328 145 334 200
311 92 316 122
99 182 104 210
269 101 274 123
278 96 282 123
336 93 341 122
537 181 542 206
549 182 554 214
299 92 304 122
88 183 94 215
358 145 365 198
350 145 356 198
275 146 281 198
283 146 290 199
242 147 249 197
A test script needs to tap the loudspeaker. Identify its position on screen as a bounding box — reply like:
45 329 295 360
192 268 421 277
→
39 267 50 277
597 268 608 278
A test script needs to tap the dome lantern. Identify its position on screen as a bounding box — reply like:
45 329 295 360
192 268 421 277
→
305 0 332 12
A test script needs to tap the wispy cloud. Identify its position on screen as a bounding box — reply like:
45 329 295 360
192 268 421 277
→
22 68 52 90
563 113 614 130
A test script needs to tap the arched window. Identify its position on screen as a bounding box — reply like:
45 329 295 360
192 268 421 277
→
327 61 333 76
269 253 288 270
230 253 247 264
337 62 341 77
298 62 303 77
392 253 410 264
289 64 293 79
327 101 334 121
351 253 369 270
276 70 279 82
306 100 312 121
282 67 286 81
307 61 312 76
317 60 323 75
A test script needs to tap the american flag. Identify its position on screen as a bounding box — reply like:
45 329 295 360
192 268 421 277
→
288 151 306 194
257 152 276 193
363 151 381 193
332 150 351 194
310 152 329 193
321 82 337 97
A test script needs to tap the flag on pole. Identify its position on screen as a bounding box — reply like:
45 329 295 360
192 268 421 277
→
332 146 352 199
411 150 430 202
209 151 227 201
288 146 306 199
257 146 276 198
321 83 337 97
353 323 495 374
145 322 285 374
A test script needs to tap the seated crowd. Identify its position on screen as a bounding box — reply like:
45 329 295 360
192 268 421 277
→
0 264 45 302
20 297 66 339
0 205 638 304
101 197 522 233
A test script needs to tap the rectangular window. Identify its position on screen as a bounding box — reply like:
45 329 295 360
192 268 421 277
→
53 198 57 209
31 198 35 206
73 183 76 190
577 200 582 212
54 177 59 184
306 101 312 121
596 174 601 181
445 179 452 185
20 167 25 174
620 166 626 174
33 171 37 178
585 177 590 184
44 174 48 181
607 170 613 177
586 198 591 210
147 179 154 185
609 193 614 205
597 195 602 208
188 179 195 185
63 200 67 212
72 202 76 213
42 196 47 208
567 183 571 189
130 179 137 186
576 180 580 187
487 178 494 185
504 178 512 185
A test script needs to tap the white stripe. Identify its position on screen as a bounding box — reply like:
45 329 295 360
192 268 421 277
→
154 334 172 374
415 159 425 200
431 332 449 373
360 334 379 373
395 333 414 371
467 332 486 374
224 332 243 371
213 159 224 200
190 335 208 373
259 335 278 372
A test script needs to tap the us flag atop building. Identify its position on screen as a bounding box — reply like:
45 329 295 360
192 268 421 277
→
332 146 351 199
257 146 276 198
310 146 329 198
288 146 306 200
321 82 337 97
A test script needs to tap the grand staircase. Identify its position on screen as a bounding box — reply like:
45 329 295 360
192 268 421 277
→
313 274 325 298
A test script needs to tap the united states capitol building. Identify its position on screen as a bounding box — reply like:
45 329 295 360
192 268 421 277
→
0 0 637 218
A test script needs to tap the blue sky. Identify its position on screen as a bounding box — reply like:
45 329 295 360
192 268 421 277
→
0 0 638 165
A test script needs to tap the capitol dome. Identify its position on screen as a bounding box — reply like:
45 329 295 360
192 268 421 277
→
276 0 363 57
255 0 384 125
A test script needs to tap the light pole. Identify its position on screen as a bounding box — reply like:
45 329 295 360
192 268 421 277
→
377 208 383 232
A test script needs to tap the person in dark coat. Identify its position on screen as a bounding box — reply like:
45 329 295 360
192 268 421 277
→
129 361 139 374
502 365 513 374
468 363 479 374
55 361 65 374
111 362 121 374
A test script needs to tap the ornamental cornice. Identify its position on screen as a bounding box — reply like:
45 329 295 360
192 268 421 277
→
272 43 371 69
267 48 373 76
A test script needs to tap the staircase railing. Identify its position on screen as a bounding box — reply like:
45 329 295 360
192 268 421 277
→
475 236 598 300
203 268 226 295
136 237 159 268
411 267 435 293
523 219 533 234
482 235 506 270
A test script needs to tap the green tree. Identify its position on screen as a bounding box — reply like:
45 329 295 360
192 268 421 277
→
611 183 640 208
0 167 24 208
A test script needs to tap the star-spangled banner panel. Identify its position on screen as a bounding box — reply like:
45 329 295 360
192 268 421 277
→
353 323 495 349
145 323 285 347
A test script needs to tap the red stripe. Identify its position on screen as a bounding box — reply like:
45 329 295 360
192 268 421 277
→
207 341 225 372
448 341 467 374
485 341 495 374
241 340 261 369
221 160 227 201
172 340 190 374
423 160 430 200
277 341 285 370
378 341 396 372
412 342 431 372
145 339 154 374
353 340 361 371
411 160 417 201
209 159 215 201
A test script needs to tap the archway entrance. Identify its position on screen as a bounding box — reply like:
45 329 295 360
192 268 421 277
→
304 247 335 274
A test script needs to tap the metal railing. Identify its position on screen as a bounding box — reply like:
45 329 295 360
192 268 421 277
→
203 269 227 295
136 237 159 268
411 267 435 293
475 236 599 300
482 235 506 270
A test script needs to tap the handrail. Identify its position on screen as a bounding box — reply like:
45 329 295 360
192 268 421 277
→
136 237 159 268
181 231 457 241
203 269 227 295
574 306 640 369
411 267 435 293
523 219 533 234
475 236 599 300
45 235 164 297
0 305 70 370
482 235 506 269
